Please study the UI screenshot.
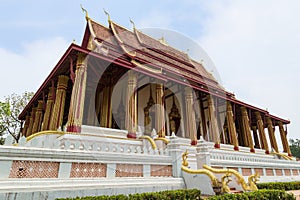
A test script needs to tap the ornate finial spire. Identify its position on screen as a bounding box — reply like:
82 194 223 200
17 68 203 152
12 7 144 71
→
103 8 111 22
158 36 168 45
129 18 136 30
80 4 89 20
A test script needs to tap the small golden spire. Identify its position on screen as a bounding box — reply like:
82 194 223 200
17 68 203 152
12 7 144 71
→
103 8 111 22
129 18 136 30
80 4 89 20
72 39 76 44
158 36 168 45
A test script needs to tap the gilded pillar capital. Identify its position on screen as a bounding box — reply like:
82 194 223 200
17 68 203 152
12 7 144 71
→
57 75 69 90
47 87 56 100
254 111 262 119
76 52 87 66
240 106 248 116
227 101 233 110
37 100 44 111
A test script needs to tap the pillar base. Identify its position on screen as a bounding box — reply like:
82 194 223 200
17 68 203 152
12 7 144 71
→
66 125 81 133
265 150 270 154
127 132 136 139
214 143 220 148
191 140 197 146
250 148 255 153
233 146 239 151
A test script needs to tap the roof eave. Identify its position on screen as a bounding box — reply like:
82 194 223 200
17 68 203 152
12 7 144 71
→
18 43 82 120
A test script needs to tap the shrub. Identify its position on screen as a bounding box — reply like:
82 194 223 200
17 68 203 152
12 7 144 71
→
257 181 300 191
55 189 202 200
208 189 295 200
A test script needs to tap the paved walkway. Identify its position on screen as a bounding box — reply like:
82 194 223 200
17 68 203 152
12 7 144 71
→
289 190 300 200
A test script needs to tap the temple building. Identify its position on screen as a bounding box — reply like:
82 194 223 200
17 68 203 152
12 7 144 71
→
1 9 299 199
19 11 291 156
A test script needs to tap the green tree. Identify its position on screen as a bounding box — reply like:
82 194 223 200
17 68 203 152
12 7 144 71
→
289 139 300 159
0 92 34 143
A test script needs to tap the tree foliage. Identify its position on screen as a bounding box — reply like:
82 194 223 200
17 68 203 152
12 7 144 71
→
0 92 34 143
289 139 300 159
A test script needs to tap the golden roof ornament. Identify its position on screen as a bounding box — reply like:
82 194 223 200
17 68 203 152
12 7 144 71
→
129 18 136 30
103 8 111 22
158 36 168 46
80 4 90 20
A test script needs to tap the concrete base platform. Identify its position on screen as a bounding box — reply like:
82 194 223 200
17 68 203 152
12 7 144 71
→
0 177 185 200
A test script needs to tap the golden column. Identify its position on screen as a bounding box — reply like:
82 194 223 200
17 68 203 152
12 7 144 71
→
278 121 291 156
26 107 37 137
226 102 239 151
207 95 220 148
126 71 138 138
66 53 87 133
266 117 279 152
185 87 197 145
49 75 69 131
41 87 56 131
255 112 269 154
22 115 30 137
240 107 255 152
32 100 44 134
100 85 112 128
156 82 166 138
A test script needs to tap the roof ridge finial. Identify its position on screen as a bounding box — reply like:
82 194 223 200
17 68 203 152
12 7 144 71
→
80 4 89 20
158 35 168 46
129 18 136 30
103 8 111 22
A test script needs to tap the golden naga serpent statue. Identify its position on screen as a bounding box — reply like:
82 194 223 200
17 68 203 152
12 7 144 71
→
203 165 260 191
221 173 232 193
181 150 219 187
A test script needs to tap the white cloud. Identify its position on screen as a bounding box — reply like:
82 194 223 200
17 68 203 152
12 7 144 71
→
0 37 69 101
197 0 300 141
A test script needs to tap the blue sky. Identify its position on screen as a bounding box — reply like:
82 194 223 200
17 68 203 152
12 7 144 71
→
1 1 300 143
